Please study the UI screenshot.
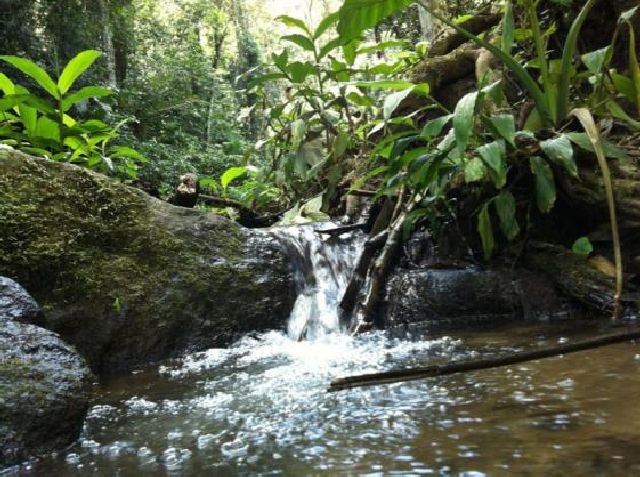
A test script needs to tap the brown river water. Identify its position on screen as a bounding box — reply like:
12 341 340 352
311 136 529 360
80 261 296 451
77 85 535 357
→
6 227 640 476
9 320 640 477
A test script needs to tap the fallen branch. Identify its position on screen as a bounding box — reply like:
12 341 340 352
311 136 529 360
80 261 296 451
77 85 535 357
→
328 326 640 392
198 194 245 209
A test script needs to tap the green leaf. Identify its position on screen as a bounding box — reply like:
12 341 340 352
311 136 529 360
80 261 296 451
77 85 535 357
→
276 15 312 36
477 140 507 188
494 191 520 240
420 114 452 140
501 1 515 55
19 104 37 137
272 50 289 71
58 50 102 95
221 166 248 189
282 34 315 53
346 92 375 107
291 119 306 150
61 86 112 111
357 40 411 54
464 157 487 183
477 201 495 260
343 39 360 66
319 37 346 60
109 146 148 163
0 55 59 99
489 114 516 146
540 134 578 177
530 156 556 213
314 11 340 39
611 71 635 102
572 236 594 256
383 87 413 121
581 47 609 76
0 73 15 95
337 0 412 41
35 116 60 143
286 62 317 83
556 0 597 121
566 133 630 160
452 91 478 157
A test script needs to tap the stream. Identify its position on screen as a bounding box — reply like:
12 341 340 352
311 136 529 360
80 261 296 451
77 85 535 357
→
10 225 640 476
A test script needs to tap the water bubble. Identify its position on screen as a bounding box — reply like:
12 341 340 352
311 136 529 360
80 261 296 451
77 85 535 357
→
65 453 80 465
221 439 248 458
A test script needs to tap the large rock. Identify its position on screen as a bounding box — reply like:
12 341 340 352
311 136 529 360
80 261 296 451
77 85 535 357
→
383 266 575 331
1 280 93 467
0 276 44 325
0 149 295 374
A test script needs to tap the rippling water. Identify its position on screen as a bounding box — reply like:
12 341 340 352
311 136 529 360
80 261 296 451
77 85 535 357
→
7 226 640 476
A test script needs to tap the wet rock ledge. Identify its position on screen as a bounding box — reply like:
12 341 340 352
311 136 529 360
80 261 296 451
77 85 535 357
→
0 149 295 375
1 277 93 467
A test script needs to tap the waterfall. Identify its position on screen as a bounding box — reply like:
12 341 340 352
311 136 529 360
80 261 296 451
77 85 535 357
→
275 223 365 341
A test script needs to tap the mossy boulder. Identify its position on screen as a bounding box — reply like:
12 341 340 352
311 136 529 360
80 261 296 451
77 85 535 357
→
0 149 295 375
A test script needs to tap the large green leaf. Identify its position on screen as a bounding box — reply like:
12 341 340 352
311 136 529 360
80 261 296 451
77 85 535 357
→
35 116 61 143
530 156 556 213
452 91 478 157
494 190 520 240
0 73 15 95
421 114 452 140
477 201 495 260
221 166 248 189
61 86 112 112
489 114 516 146
555 0 597 121
282 34 315 53
464 157 487 183
337 0 412 41
540 134 578 177
0 55 59 99
58 50 103 95
477 140 507 188
501 1 515 55
383 87 413 121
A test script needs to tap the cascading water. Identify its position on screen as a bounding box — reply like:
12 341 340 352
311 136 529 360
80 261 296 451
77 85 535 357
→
274 223 365 341
20 225 635 477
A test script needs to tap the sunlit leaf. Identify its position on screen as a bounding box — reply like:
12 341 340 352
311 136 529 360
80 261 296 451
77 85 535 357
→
58 50 103 95
0 55 59 99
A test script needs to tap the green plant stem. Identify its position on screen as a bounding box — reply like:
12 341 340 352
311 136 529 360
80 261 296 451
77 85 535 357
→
525 0 552 118
571 108 623 321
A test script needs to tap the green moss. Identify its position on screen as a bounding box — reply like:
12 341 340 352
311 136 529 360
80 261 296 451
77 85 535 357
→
0 150 293 374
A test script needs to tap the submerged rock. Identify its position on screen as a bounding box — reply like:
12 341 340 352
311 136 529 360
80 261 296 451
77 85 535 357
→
1 280 93 467
0 149 295 374
383 266 574 330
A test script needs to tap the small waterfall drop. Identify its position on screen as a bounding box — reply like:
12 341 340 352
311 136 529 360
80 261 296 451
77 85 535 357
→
275 223 365 341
